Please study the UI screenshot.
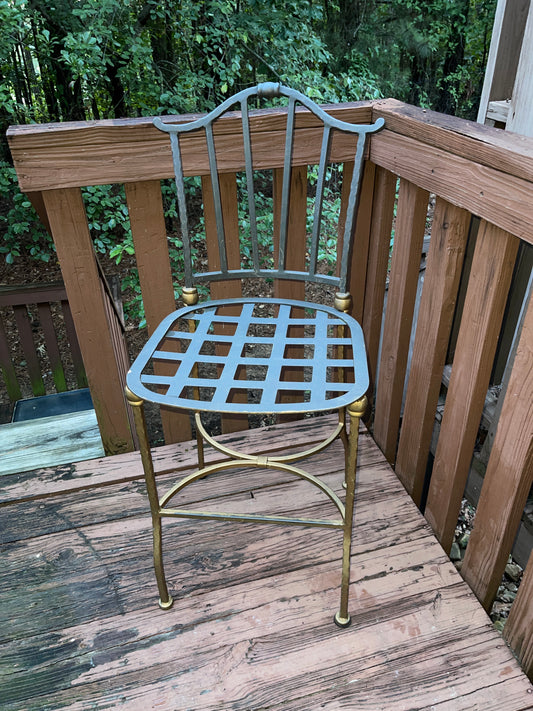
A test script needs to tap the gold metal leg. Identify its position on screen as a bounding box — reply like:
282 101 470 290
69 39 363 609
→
194 412 205 469
125 387 174 610
338 406 349 489
334 395 367 628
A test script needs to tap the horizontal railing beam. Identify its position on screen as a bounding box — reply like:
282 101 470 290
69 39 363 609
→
372 99 533 184
7 104 372 192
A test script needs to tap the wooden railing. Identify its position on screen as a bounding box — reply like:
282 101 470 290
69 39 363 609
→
0 282 87 402
7 99 533 674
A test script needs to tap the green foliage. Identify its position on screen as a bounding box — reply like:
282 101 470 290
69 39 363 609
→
0 0 497 327
0 162 53 263
82 184 132 257
353 0 496 118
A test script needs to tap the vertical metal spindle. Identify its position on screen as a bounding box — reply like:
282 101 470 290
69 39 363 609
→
338 132 368 293
170 133 193 288
308 125 332 279
241 98 260 273
205 123 228 275
278 96 296 273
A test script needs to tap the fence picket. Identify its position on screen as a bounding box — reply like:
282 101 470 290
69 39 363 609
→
425 221 519 551
461 291 533 608
373 179 429 463
361 166 396 396
125 180 189 444
394 198 470 504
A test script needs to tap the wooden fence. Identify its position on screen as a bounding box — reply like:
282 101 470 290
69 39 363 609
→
7 98 533 674
0 281 87 403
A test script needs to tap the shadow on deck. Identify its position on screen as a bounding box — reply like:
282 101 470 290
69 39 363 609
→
1 415 532 710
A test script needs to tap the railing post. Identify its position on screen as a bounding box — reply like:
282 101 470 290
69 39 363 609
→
42 187 134 454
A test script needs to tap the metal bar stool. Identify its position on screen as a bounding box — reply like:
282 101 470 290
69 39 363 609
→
126 83 384 627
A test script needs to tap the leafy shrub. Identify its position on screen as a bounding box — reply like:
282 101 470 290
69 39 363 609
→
0 162 54 263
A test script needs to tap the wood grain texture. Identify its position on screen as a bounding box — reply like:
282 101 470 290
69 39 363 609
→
8 104 371 192
0 413 340 507
1 417 531 709
202 172 243 299
61 299 88 388
361 166 397 397
505 548 533 680
477 0 529 124
273 165 307 302
0 410 104 476
36 302 66 391
12 304 45 396
373 98 533 181
124 181 176 334
42 188 134 454
394 198 470 504
425 222 519 551
0 316 21 400
506 4 533 137
346 160 376 322
125 180 190 444
373 179 429 463
461 292 533 609
369 127 533 245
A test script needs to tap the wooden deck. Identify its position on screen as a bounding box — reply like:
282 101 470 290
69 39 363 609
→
0 409 105 476
1 415 532 710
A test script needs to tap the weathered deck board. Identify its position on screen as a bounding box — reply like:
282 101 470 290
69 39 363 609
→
0 410 105 476
1 418 532 710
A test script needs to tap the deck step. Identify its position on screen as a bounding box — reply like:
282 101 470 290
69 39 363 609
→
0 409 104 476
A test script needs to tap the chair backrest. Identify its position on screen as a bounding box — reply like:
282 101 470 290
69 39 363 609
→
154 83 384 294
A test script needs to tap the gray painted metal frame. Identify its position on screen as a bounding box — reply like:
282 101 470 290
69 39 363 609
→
127 297 369 414
154 83 384 293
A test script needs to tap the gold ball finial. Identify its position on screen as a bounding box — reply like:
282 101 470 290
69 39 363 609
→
182 287 199 306
347 395 368 418
334 292 352 313
124 385 143 407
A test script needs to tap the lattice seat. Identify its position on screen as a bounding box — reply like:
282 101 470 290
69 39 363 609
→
125 83 384 627
128 298 369 414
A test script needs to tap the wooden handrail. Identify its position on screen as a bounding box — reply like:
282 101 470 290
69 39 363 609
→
7 103 372 191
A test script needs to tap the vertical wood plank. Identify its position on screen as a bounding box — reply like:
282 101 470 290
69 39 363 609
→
504 550 533 680
202 173 242 300
425 222 519 551
0 315 22 400
273 166 307 302
37 302 67 392
102 278 138 448
506 2 533 137
373 179 429 463
125 180 189 444
395 198 470 504
61 300 88 388
42 187 134 454
461 291 533 609
13 305 45 396
346 160 376 322
202 172 247 433
361 166 397 397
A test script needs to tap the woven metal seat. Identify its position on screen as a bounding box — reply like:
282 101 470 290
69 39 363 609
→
129 298 368 414
125 83 384 627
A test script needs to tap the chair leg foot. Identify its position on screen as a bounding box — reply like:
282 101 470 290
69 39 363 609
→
334 612 352 628
158 595 174 610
